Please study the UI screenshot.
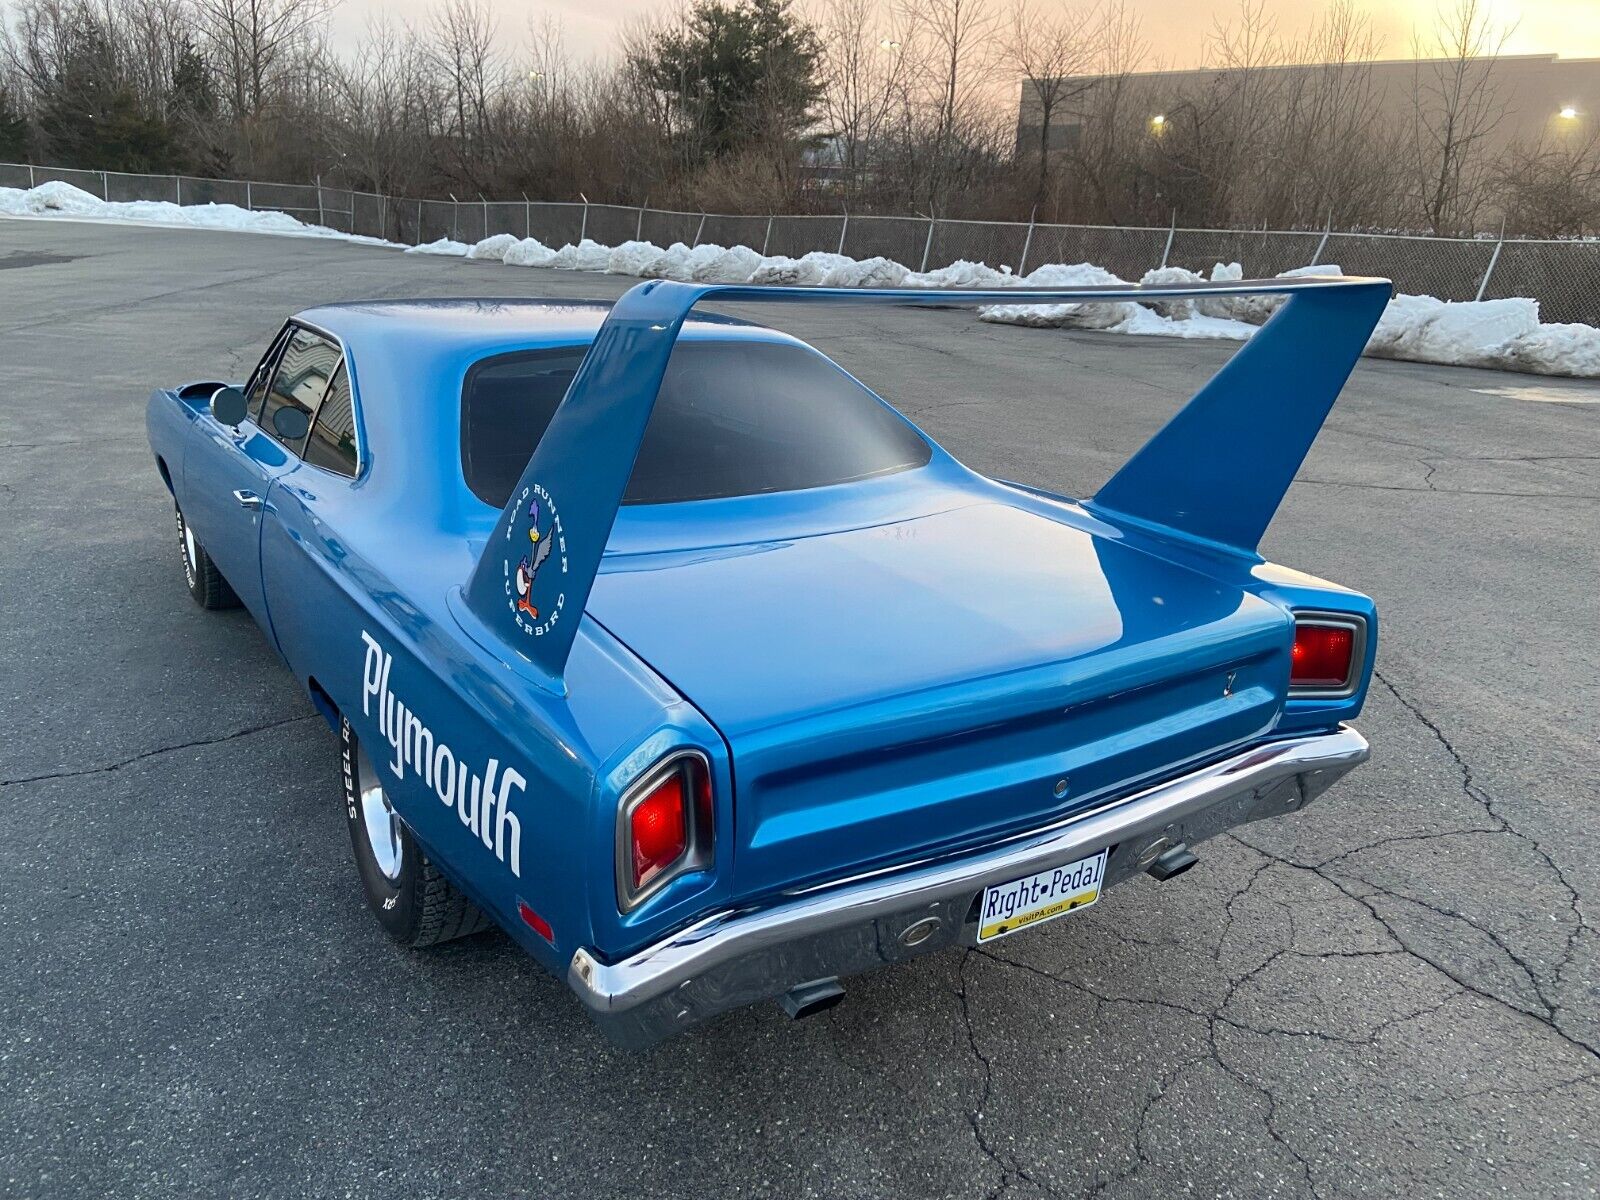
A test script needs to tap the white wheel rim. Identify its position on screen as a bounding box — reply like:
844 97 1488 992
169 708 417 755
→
177 510 197 587
354 742 404 881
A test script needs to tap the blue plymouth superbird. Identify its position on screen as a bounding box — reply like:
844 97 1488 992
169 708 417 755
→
146 277 1390 1047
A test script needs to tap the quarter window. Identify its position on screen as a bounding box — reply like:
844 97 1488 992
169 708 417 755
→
261 327 340 452
305 362 359 478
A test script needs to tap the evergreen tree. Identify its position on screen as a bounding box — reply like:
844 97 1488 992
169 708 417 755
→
35 12 180 171
631 0 822 160
0 86 28 162
169 39 216 120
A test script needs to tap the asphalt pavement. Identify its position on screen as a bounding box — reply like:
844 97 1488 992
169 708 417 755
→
1 218 1596 1199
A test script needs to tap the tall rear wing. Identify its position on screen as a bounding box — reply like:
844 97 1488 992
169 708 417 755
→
460 275 1393 689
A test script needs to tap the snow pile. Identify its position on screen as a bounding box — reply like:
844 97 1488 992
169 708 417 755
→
1363 294 1600 374
504 237 558 267
694 244 766 283
0 179 359 239
1498 322 1600 377
980 262 1135 329
907 259 1013 289
2 176 1594 378
820 255 909 288
605 240 666 276
406 238 470 256
750 251 854 285
549 238 612 271
1369 295 1536 365
3 180 105 215
465 232 520 261
1137 265 1205 319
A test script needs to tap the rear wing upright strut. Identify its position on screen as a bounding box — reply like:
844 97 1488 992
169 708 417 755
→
460 275 1394 689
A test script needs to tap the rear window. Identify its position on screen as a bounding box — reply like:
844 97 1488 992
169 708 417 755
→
461 340 932 507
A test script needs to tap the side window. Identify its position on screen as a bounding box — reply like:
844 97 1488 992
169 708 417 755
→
246 326 291 422
304 362 359 478
261 326 340 452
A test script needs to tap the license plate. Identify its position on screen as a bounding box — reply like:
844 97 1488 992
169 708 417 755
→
976 849 1109 943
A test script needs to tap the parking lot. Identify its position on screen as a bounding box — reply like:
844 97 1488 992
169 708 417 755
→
1 218 1596 1199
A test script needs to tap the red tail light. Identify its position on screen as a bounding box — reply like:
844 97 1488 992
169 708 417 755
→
619 752 713 908
1291 619 1357 690
630 773 687 890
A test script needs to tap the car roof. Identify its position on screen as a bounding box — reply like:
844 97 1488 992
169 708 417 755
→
285 298 819 497
293 297 795 360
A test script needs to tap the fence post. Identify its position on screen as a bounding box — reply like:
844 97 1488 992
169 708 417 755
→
1160 210 1176 269
379 191 387 240
448 193 459 241
480 193 488 241
523 193 530 239
579 193 589 244
762 214 773 257
316 175 324 226
416 199 423 243
28 163 35 187
1017 206 1037 276
1475 220 1507 302
920 215 935 273
174 174 181 205
1310 212 1332 266
636 201 645 242
837 207 849 256
100 170 108 200
692 212 706 248
245 180 252 211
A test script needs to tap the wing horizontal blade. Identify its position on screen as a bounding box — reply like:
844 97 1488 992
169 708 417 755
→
460 275 1394 686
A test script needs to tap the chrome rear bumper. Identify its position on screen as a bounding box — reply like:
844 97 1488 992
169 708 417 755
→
569 726 1368 1049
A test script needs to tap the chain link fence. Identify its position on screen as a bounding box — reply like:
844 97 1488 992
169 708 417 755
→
5 160 1597 326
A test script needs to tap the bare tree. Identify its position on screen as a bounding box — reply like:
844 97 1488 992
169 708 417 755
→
426 0 503 189
330 15 437 200
1054 0 1146 222
1409 0 1513 234
1496 128 1600 238
816 0 913 181
1004 0 1096 203
191 0 334 121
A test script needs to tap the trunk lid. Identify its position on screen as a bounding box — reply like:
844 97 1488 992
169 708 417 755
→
588 499 1291 899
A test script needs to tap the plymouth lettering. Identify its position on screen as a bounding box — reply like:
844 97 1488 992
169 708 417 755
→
360 630 525 877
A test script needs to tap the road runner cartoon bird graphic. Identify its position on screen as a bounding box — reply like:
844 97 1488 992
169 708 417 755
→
515 498 553 618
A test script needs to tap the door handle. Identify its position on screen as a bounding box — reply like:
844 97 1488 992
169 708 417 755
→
233 489 264 510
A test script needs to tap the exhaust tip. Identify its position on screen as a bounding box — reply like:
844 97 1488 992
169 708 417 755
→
1146 843 1198 881
777 977 846 1020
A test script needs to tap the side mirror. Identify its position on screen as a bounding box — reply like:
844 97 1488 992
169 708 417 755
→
210 386 249 427
272 405 311 443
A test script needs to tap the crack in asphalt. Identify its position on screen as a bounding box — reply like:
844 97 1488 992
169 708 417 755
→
0 714 319 788
1293 477 1600 499
1218 669 1598 1064
956 950 1056 1200
954 665 1600 1193
968 936 1460 1199
1369 671 1594 977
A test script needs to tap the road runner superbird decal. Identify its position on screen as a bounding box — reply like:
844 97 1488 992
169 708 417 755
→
515 498 554 618
502 483 567 638
361 631 526 877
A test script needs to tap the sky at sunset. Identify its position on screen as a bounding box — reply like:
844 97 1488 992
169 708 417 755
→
327 0 1600 66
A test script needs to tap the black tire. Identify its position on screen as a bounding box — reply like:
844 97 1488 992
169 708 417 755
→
175 503 240 610
340 718 491 948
